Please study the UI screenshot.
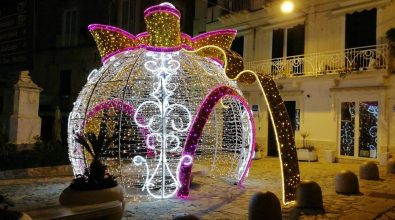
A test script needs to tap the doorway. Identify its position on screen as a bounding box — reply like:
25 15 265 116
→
267 101 296 156
339 100 378 158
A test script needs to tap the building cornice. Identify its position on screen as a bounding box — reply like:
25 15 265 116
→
331 0 391 15
329 85 388 93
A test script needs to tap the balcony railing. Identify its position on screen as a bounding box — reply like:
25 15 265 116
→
245 44 388 79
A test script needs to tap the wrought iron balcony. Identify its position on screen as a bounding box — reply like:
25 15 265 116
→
245 44 388 79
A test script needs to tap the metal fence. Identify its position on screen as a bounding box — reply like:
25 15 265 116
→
245 44 388 79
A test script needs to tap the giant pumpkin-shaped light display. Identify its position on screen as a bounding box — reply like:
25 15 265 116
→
68 3 255 199
68 2 300 203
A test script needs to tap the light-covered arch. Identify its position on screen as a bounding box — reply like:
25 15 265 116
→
189 46 300 204
245 72 300 204
177 85 255 198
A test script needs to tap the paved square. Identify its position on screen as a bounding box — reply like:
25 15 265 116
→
1 158 394 219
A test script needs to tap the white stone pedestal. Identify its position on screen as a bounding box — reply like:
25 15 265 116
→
379 152 390 166
253 151 262 160
324 150 336 163
9 71 42 145
297 149 318 162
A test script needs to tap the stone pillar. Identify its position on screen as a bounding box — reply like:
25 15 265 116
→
9 70 42 145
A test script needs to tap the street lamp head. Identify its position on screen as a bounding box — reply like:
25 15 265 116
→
281 1 294 13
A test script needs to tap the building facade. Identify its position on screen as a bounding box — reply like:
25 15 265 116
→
196 0 395 163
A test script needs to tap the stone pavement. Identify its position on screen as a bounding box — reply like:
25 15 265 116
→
1 158 394 219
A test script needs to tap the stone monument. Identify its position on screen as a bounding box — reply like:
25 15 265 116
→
9 70 42 146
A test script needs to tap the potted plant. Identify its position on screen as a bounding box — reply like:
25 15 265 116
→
0 195 32 220
297 132 317 162
59 130 124 218
301 132 309 149
386 28 395 73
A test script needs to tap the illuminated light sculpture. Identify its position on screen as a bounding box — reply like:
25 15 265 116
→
177 85 255 197
68 2 299 203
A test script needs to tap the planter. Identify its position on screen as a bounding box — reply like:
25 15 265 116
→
297 149 317 162
324 150 336 163
59 185 125 219
253 151 262 160
380 152 390 165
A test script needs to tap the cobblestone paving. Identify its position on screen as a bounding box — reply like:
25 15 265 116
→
1 158 394 219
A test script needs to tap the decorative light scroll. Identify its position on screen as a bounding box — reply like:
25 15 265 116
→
131 51 191 198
